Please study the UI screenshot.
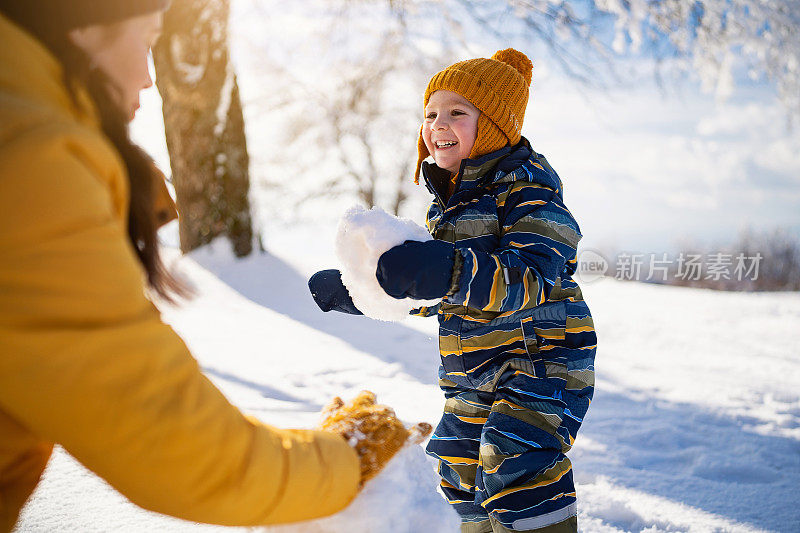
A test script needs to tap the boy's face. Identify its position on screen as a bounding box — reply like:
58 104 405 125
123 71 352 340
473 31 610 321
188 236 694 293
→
423 90 479 175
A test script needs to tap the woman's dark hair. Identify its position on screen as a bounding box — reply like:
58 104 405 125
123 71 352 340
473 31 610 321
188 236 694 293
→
1 6 186 302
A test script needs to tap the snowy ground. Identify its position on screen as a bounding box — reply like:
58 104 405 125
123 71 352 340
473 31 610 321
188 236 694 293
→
15 224 800 533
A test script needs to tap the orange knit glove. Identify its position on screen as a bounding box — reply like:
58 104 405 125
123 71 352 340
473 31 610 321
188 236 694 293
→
318 391 432 485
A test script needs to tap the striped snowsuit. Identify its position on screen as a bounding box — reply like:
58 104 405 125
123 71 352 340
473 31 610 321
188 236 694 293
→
416 139 596 532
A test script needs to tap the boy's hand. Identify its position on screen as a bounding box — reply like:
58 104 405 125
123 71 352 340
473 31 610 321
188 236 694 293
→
318 391 432 485
376 239 455 300
308 269 363 315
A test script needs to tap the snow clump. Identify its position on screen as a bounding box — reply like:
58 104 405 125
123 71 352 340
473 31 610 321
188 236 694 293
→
335 205 440 322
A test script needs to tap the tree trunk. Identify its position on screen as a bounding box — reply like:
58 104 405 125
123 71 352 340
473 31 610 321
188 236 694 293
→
153 0 253 257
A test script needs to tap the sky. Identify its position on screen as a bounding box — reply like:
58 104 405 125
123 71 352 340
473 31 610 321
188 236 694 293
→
132 0 800 257
522 72 800 254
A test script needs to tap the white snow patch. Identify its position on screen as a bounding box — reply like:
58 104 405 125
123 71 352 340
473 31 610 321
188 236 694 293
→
213 64 234 137
264 445 459 533
170 35 206 85
335 205 439 322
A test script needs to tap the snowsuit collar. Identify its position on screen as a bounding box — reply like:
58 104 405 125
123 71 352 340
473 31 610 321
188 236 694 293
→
420 136 564 205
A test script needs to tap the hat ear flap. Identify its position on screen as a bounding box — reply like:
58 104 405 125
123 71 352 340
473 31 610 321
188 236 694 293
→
469 114 509 160
414 126 429 185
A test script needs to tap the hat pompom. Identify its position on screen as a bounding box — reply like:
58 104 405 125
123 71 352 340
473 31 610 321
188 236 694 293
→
491 48 532 87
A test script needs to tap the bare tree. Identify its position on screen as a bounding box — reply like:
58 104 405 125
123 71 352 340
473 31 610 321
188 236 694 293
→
600 227 800 291
242 0 798 223
731 227 800 291
595 0 800 119
391 0 800 119
154 0 254 257
287 33 422 214
244 1 447 218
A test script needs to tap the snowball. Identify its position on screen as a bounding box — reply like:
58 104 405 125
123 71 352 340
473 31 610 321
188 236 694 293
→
335 205 440 322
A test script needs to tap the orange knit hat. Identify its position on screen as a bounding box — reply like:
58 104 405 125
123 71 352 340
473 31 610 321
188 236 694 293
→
414 48 533 184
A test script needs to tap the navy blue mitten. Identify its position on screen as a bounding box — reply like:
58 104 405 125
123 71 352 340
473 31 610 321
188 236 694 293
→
376 239 455 300
308 269 363 315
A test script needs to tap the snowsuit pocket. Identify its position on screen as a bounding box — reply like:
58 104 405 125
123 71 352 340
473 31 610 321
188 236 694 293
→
521 316 547 378
439 313 466 378
521 303 568 384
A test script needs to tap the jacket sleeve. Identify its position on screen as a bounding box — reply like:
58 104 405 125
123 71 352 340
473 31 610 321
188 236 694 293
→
445 181 582 313
0 131 360 526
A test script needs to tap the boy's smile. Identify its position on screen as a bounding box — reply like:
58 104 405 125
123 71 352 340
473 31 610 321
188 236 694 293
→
423 90 479 175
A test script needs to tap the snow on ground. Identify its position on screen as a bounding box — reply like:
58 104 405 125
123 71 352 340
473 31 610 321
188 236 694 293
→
15 228 800 533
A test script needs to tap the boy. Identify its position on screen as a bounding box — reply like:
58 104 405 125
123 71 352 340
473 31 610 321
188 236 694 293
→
311 48 596 533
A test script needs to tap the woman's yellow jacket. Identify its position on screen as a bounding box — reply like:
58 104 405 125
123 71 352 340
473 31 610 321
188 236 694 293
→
0 13 358 532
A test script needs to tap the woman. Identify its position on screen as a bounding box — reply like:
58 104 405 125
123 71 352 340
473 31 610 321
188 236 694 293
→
0 1 401 530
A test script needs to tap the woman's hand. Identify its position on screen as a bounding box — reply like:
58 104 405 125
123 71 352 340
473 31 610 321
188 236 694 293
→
318 391 432 485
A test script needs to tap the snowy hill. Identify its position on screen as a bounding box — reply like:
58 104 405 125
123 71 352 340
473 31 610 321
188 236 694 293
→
15 228 800 533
